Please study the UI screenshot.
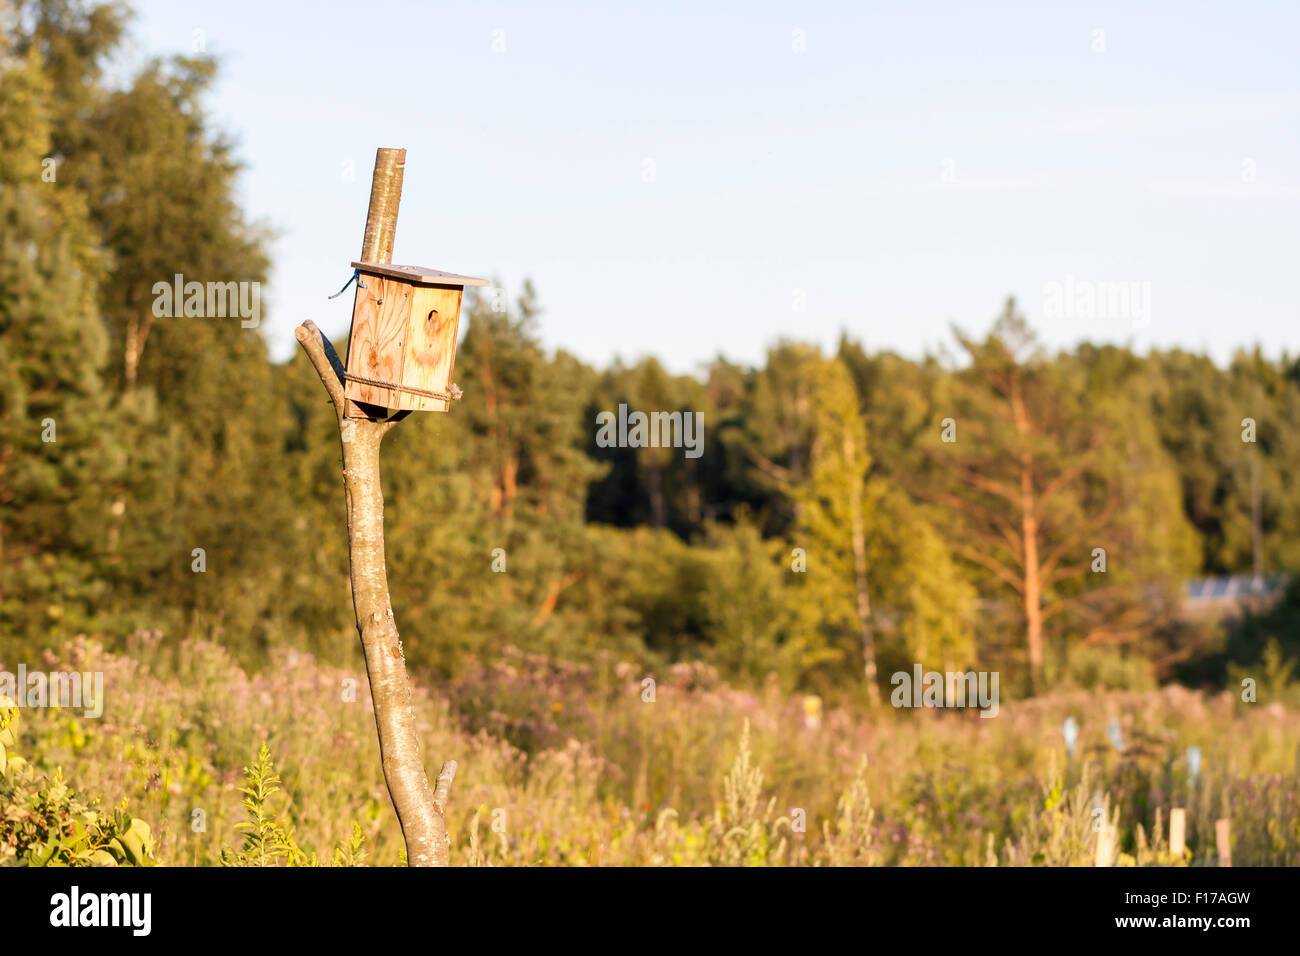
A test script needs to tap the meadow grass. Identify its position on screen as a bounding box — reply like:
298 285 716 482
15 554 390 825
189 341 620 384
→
6 634 1298 866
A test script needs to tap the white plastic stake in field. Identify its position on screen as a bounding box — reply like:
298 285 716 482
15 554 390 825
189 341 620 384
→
1216 818 1232 867
1169 807 1186 858
1094 822 1115 867
1063 716 1079 757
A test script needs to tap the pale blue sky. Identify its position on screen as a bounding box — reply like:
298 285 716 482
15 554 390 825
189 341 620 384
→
120 0 1298 373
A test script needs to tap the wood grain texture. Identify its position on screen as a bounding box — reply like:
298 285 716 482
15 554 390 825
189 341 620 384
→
399 286 463 411
347 147 406 420
344 275 414 408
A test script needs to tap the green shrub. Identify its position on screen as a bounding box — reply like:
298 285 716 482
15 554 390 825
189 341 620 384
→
0 697 154 867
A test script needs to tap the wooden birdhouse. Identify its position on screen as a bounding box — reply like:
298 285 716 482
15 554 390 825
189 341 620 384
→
342 261 488 412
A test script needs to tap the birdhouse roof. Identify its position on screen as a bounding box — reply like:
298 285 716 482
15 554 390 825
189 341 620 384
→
351 261 490 287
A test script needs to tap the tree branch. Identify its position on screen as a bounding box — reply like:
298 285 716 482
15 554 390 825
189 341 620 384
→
1045 560 1094 587
294 320 347 418
934 455 1022 505
955 543 1025 595
1037 432 1104 509
433 760 458 816
1041 583 1127 620
1039 492 1122 583
295 316 456 867
913 485 1023 554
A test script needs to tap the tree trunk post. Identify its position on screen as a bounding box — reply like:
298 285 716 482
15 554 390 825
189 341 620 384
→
360 147 405 264
292 146 457 867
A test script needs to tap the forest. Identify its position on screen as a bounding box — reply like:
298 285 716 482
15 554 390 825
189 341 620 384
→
2 0 1298 868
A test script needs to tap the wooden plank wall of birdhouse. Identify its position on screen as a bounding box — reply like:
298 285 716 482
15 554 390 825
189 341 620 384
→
345 274 414 408
398 285 463 411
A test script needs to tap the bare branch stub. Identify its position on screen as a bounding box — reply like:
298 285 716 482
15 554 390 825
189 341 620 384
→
433 760 458 816
294 321 346 415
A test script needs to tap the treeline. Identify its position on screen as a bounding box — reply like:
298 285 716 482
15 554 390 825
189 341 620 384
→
3 0 1298 699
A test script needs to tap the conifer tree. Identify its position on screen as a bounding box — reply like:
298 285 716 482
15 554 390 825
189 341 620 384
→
794 356 881 701
931 300 1196 689
0 34 118 644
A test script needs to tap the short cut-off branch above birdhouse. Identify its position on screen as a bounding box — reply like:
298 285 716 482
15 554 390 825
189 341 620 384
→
293 146 484 866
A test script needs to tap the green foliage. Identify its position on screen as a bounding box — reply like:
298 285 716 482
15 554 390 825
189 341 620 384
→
791 356 875 678
1001 765 1120 866
5 0 1300 870
5 0 1299 694
820 758 880 866
0 697 154 866
13 638 1300 867
0 31 119 646
1048 644 1157 692
1228 638 1300 709
331 822 367 868
221 742 308 867
709 720 788 865
694 516 821 688
220 742 368 867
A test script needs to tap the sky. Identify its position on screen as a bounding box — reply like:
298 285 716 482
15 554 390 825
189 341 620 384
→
118 0 1299 374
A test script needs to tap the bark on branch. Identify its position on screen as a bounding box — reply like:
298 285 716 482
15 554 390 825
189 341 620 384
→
360 147 406 264
294 318 457 867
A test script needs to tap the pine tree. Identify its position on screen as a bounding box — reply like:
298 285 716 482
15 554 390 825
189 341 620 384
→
17 1 296 649
929 300 1195 690
0 36 119 644
793 356 881 701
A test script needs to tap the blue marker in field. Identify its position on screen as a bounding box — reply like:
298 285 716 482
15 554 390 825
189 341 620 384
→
1107 718 1125 753
1187 745 1202 780
1063 716 1079 757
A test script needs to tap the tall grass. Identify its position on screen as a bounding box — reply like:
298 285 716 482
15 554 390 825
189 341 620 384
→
6 635 1298 866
